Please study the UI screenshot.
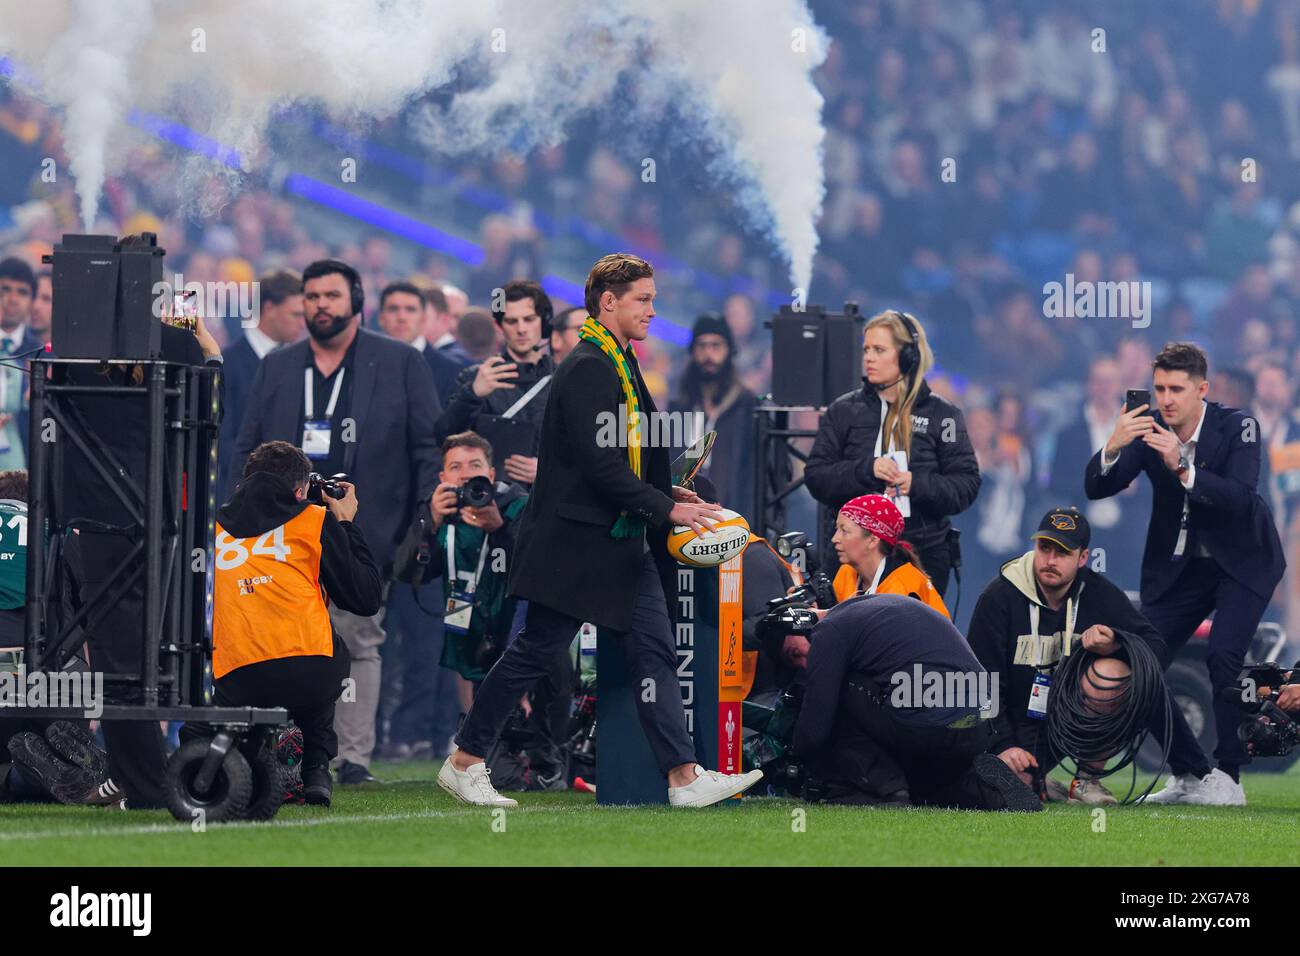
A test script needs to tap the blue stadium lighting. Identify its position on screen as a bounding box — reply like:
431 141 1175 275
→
127 110 246 170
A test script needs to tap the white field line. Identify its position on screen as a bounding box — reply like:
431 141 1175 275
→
0 804 595 843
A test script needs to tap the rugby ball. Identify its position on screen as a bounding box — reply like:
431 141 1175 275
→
667 509 750 567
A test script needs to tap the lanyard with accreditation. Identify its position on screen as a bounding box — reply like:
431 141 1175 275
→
302 367 345 460
444 523 491 634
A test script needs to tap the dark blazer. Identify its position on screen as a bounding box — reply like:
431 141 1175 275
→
230 327 443 570
14 325 44 457
1084 401 1285 604
217 335 269 502
507 338 676 631
422 340 470 409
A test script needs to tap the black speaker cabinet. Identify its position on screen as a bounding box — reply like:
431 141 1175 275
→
770 303 862 407
46 233 164 360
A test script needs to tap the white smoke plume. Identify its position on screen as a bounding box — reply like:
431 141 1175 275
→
0 0 827 288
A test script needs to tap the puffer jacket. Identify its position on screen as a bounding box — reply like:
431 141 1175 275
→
805 380 982 553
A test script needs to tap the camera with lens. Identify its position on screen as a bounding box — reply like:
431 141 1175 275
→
306 472 348 504
1231 662 1299 758
774 531 837 609
447 475 496 522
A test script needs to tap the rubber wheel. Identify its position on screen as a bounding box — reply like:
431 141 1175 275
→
240 739 287 821
164 738 253 824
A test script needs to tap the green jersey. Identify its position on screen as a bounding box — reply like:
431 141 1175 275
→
0 499 28 610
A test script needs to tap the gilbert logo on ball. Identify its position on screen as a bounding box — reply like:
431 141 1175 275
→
667 509 750 567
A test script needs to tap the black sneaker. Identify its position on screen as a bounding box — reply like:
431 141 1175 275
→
7 732 97 805
336 760 378 785
970 754 1044 812
44 721 109 784
302 765 332 807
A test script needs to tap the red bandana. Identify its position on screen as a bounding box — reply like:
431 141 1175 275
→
839 494 904 547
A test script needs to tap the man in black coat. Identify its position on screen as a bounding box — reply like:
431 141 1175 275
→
217 270 303 501
231 260 442 782
668 315 758 525
1084 342 1285 804
437 253 763 808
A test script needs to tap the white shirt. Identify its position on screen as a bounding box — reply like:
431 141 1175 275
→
1100 399 1207 558
434 333 456 350
0 326 27 354
1083 403 1120 529
243 325 279 359
413 336 429 352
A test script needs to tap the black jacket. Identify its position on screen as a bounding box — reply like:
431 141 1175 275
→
805 380 981 553
794 594 985 757
231 327 443 571
1083 401 1285 604
434 350 556 452
966 551 1168 755
218 471 384 618
507 338 676 632
217 335 266 502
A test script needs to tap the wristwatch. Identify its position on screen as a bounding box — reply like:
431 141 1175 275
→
1175 455 1190 477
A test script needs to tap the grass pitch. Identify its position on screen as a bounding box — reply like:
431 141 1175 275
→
2 761 1297 866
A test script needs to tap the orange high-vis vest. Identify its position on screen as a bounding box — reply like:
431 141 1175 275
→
212 506 332 679
832 560 950 619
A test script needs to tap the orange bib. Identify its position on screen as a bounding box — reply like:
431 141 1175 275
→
832 561 950 619
212 506 332 679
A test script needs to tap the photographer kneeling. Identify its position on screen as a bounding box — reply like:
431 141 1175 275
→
788 593 1041 811
967 507 1224 804
199 441 383 808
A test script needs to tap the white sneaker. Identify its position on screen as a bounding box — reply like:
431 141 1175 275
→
1179 769 1246 806
1141 769 1246 806
667 765 764 808
1138 773 1189 804
436 759 518 807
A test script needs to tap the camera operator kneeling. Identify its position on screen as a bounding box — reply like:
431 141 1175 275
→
790 594 1041 811
193 441 383 808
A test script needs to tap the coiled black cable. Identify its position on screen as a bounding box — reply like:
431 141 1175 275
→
1046 629 1171 804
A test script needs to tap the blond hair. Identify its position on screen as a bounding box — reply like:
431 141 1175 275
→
864 310 933 455
584 253 653 318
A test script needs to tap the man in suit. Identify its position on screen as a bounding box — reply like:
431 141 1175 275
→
232 259 442 784
217 270 304 501
381 281 468 410
1085 342 1285 805
0 257 44 462
437 253 763 807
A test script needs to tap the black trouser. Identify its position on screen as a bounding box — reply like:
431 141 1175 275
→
384 583 457 747
806 674 992 808
458 548 696 776
192 635 350 772
76 532 168 809
1140 557 1268 774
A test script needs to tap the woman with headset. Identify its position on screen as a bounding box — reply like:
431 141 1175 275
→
806 310 981 597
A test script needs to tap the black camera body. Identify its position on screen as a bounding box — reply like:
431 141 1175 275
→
306 472 348 504
1233 662 1299 758
774 531 837 609
447 475 496 522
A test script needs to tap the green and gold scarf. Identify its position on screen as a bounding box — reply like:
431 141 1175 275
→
580 316 644 538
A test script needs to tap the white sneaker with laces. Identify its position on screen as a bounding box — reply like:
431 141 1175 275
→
667 765 764 808
1138 773 1189 804
1179 768 1246 806
436 759 518 807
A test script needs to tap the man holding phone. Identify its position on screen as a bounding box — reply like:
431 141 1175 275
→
1085 342 1285 804
434 280 555 487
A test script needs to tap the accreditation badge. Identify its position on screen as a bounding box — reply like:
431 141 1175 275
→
445 589 474 634
302 420 331 460
1027 671 1051 720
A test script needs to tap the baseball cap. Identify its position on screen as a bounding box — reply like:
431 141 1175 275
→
1032 506 1090 553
